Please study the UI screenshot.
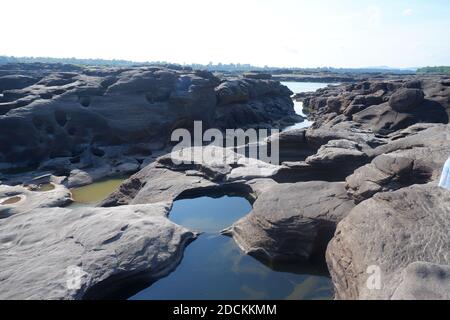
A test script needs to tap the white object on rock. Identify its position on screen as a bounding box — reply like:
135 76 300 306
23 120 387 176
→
439 157 450 190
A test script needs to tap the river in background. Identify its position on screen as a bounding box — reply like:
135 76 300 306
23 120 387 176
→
67 82 330 207
281 82 331 131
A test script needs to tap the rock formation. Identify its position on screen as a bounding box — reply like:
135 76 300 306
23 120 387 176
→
0 63 295 186
326 184 449 300
0 64 449 300
223 182 355 263
0 202 196 299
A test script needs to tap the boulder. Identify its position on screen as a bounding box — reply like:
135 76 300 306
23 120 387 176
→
388 88 424 112
306 139 369 173
326 184 450 300
0 203 197 300
224 181 355 262
215 80 250 105
346 124 450 202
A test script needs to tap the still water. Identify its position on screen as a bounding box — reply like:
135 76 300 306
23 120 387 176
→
130 195 333 300
70 177 126 205
281 82 331 131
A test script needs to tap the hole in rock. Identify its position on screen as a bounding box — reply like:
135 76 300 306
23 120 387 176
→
79 96 91 107
0 196 22 205
28 183 55 192
54 110 67 127
83 187 334 300
90 146 105 157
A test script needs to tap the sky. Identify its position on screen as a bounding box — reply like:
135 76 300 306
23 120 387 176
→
1 0 449 68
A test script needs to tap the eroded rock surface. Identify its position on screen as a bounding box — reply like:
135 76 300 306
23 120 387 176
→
102 146 280 207
0 203 197 300
224 182 355 262
326 184 450 300
1 68 449 300
346 124 450 202
0 63 295 184
0 183 72 218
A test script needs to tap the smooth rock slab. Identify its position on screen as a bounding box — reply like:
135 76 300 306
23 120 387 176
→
391 262 450 300
0 203 196 300
103 146 281 206
0 183 72 219
326 184 450 300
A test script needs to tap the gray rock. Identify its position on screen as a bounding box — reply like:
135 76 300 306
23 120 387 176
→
0 66 294 173
388 88 424 112
346 124 450 202
306 139 369 174
266 129 314 162
0 183 72 218
243 72 272 80
0 203 197 300
224 181 355 262
391 262 450 300
0 75 39 92
326 184 450 300
102 146 280 207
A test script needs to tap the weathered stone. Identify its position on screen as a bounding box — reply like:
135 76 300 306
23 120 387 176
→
326 184 450 300
388 88 424 112
0 183 72 218
0 203 197 300
224 182 355 262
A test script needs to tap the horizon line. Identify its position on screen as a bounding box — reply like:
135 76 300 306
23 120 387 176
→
0 54 439 71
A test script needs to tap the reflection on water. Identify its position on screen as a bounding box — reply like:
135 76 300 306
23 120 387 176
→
131 235 333 300
169 196 252 233
70 177 126 205
283 101 314 131
130 195 333 300
280 82 331 131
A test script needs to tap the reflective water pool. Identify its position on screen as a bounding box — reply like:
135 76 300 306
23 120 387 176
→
0 196 22 205
281 82 331 131
70 177 126 205
130 195 334 300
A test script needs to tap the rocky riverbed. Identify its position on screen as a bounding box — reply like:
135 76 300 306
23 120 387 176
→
0 64 449 300
0 63 298 188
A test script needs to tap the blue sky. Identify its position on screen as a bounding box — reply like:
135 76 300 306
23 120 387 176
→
1 0 449 68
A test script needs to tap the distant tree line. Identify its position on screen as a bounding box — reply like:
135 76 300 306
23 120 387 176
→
417 66 450 74
0 55 418 74
0 55 147 67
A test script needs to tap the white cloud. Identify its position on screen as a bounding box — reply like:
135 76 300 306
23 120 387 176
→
402 8 413 16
